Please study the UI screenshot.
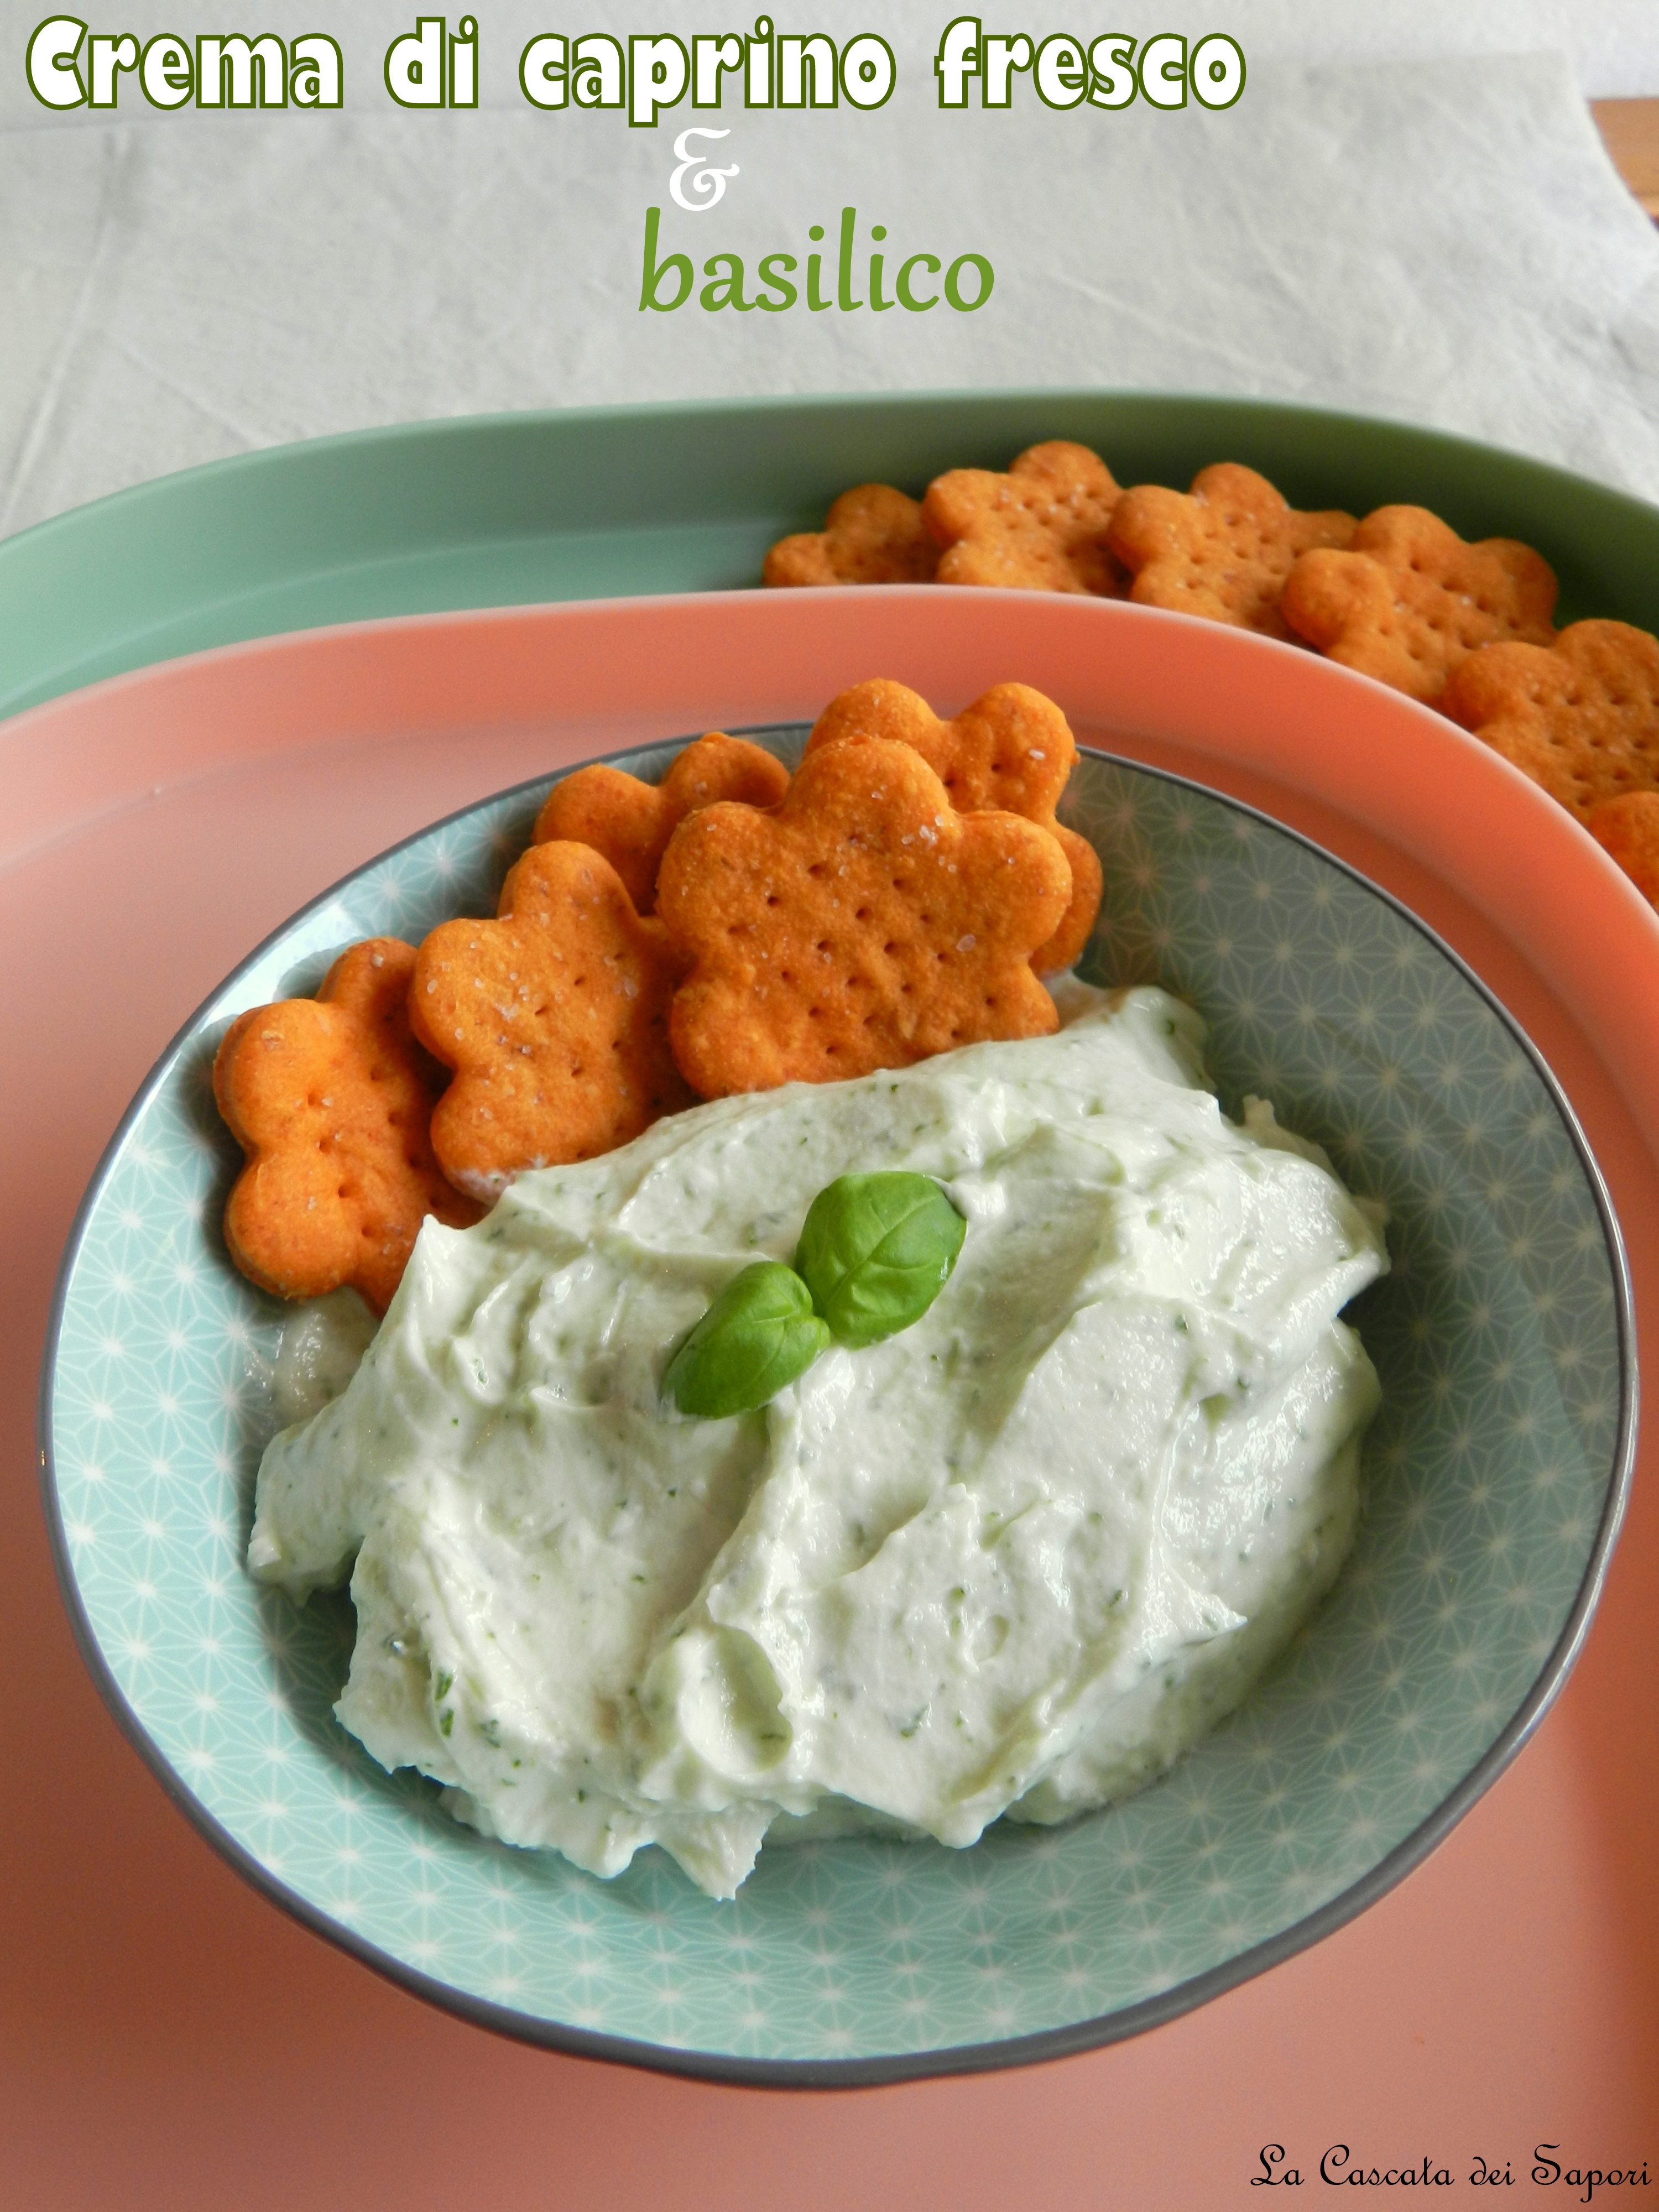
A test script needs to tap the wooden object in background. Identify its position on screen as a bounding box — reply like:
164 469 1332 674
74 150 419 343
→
1592 97 1659 218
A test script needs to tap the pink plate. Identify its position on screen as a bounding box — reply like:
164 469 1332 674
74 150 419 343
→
6 588 1656 2203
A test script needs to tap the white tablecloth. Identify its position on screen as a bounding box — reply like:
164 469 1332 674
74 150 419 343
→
4 2 1659 535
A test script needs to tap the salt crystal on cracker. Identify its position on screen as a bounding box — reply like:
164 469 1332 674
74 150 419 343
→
764 483 940 587
658 738 1070 1097
533 731 788 914
214 937 481 1311
1443 619 1659 820
924 441 1125 597
1280 504 1556 708
805 677 1101 974
1108 462 1355 641
411 843 692 1199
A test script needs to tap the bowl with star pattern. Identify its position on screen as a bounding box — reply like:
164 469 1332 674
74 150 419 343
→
40 669 1634 2084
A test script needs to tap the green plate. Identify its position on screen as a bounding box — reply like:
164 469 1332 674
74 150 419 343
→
40 728 1634 2083
4 391 1659 721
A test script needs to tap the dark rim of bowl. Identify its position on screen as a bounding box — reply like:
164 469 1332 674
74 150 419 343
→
38 728 1638 2091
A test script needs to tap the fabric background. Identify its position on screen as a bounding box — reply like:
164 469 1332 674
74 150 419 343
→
3 4 1659 538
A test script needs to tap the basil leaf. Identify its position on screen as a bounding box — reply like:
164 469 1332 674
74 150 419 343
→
664 1261 832 1419
794 1172 966 1349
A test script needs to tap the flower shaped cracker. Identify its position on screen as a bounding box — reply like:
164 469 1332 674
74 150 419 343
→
657 738 1071 1097
213 937 482 1312
1588 791 1659 909
763 483 940 587
1279 505 1557 707
923 441 1126 596
803 679 1102 973
1106 462 1355 640
411 842 693 1200
1442 619 1659 821
533 732 789 914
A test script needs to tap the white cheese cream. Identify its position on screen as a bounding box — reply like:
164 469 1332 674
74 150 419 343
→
249 985 1387 1899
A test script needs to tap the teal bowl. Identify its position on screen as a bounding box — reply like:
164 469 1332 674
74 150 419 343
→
40 731 1634 2083
8 388 1659 719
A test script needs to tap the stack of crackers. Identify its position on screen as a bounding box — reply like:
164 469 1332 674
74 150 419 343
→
214 682 1104 1312
766 441 1659 915
215 442 1659 1316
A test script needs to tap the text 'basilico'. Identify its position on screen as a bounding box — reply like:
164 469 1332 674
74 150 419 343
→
640 205 993 316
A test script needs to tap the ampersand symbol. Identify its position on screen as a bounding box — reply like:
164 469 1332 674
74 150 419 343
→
670 127 739 211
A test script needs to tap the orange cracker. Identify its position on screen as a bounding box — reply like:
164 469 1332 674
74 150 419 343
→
533 732 789 914
1279 504 1557 708
804 677 1102 974
213 937 482 1312
923 441 1126 597
1106 462 1355 640
656 737 1071 1097
411 842 693 1200
763 483 940 587
1442 619 1659 821
1588 791 1659 909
